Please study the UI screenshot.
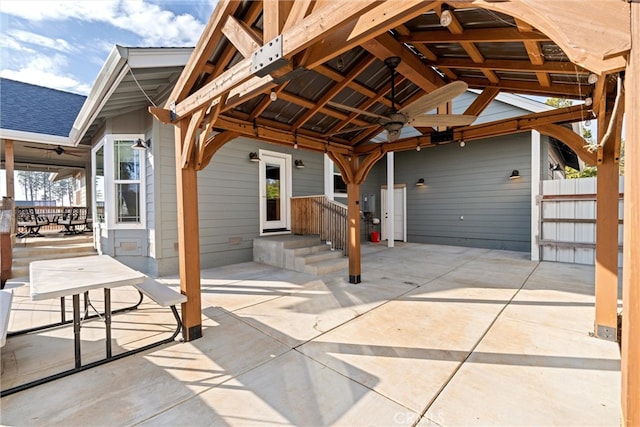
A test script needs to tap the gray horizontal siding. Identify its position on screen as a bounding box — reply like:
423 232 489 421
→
150 134 325 274
394 133 532 251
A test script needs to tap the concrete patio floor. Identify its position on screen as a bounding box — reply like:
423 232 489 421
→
1 243 621 426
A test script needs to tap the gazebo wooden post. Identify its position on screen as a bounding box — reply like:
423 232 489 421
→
346 177 362 284
594 83 620 341
175 121 202 341
622 3 639 424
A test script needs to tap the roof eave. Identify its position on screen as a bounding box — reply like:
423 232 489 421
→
69 46 193 146
0 129 71 146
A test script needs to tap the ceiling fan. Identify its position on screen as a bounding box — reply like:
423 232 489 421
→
25 145 83 157
327 57 476 142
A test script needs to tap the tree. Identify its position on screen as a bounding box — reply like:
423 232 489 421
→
545 98 573 108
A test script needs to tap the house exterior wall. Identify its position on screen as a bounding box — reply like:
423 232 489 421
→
149 127 325 276
391 133 533 251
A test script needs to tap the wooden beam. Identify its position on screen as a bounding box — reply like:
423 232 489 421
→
463 87 500 117
622 4 640 424
166 0 240 106
394 24 438 61
401 27 551 44
277 91 372 126
464 78 586 98
594 92 619 342
149 106 173 124
355 150 384 184
315 64 391 106
214 115 352 155
181 107 207 168
282 0 313 32
175 1 384 119
197 131 239 170
221 15 262 58
301 1 435 70
430 58 585 75
534 124 596 165
356 105 592 155
174 120 202 342
292 55 376 129
263 0 293 42
436 5 499 84
460 0 629 74
362 32 445 93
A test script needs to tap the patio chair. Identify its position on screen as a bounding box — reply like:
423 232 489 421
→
16 208 49 237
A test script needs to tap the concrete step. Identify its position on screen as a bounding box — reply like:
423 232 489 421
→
15 234 93 248
303 257 349 275
13 243 97 259
254 234 347 275
294 249 343 270
12 250 97 267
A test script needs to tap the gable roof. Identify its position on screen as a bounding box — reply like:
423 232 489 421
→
0 78 86 141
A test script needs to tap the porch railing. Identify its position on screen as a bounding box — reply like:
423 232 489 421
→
291 195 348 255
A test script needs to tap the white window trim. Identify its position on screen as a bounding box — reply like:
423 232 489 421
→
96 134 146 230
91 139 106 227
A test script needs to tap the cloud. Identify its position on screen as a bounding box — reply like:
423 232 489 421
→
0 53 91 95
1 0 205 46
8 29 75 53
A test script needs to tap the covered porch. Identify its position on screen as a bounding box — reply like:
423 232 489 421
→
1 243 621 425
152 1 638 422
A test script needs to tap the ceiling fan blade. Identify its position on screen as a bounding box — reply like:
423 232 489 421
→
400 81 469 120
326 101 389 121
324 124 379 137
407 114 477 127
25 145 54 151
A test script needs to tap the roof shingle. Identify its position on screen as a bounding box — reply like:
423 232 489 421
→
0 78 86 137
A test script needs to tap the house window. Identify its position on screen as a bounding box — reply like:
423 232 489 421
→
114 140 141 223
333 164 347 194
92 136 145 229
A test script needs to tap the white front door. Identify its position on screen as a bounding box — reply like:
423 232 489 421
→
381 186 406 241
259 150 292 233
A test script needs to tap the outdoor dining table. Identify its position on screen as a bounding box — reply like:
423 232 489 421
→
0 255 147 397
29 255 146 368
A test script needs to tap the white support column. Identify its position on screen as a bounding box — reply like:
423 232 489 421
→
324 154 334 200
387 152 394 248
530 130 541 261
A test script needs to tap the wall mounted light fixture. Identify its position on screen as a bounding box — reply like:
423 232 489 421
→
509 170 521 180
416 178 426 186
249 152 260 162
295 160 305 169
132 138 151 150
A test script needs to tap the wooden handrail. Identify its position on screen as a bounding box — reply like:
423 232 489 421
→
291 195 348 255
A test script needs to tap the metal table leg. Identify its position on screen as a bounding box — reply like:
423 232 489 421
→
104 288 112 358
72 294 81 368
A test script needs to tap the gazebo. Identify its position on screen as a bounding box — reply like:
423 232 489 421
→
149 1 638 423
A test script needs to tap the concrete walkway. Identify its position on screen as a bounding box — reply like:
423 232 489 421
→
1 243 621 426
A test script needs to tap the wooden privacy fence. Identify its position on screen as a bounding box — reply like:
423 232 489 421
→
291 195 348 255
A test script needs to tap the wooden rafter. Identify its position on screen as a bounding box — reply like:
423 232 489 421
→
400 27 551 44
463 87 500 116
301 1 436 69
222 15 262 58
437 5 499 84
165 0 241 106
292 55 376 130
514 18 550 87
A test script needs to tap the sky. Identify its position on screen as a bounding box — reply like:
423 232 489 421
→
0 0 218 95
